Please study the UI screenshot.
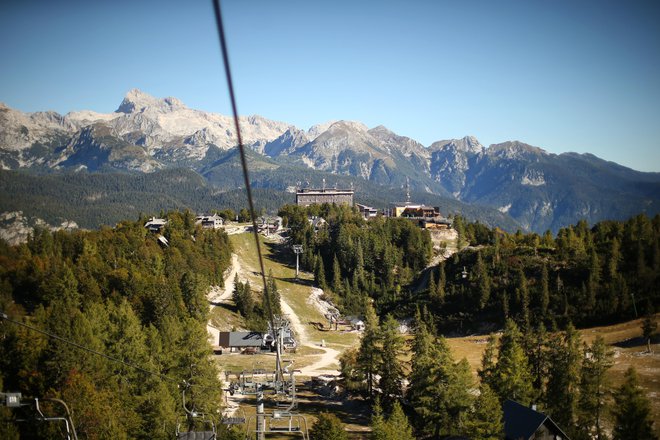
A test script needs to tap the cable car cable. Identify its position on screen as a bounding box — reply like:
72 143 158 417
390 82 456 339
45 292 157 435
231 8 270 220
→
211 0 282 377
0 311 214 391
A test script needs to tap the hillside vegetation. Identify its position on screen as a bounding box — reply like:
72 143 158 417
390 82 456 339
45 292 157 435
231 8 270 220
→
0 211 232 439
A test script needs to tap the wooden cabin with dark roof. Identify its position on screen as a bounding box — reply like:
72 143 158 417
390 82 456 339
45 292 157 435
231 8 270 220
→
503 399 570 440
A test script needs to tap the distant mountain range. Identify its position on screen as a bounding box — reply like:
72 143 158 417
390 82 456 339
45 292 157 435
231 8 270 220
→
1 89 659 233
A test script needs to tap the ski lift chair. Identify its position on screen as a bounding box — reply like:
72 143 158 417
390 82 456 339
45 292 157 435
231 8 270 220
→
176 385 217 440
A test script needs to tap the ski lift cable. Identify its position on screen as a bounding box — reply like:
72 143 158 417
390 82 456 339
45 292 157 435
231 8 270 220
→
211 0 281 375
0 311 214 392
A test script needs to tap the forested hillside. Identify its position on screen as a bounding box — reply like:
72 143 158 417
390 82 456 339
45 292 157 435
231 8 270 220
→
317 212 659 439
279 204 433 316
0 211 232 439
0 166 522 232
280 204 659 333
420 214 660 333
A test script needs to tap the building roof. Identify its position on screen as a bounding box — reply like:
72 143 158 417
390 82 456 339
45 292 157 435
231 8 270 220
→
145 217 167 228
219 331 264 347
197 213 223 221
296 188 354 195
503 399 570 440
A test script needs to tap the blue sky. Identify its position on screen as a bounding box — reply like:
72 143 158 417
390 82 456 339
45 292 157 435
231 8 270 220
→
1 0 659 172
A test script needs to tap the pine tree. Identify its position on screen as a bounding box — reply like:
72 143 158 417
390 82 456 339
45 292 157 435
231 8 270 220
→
454 215 468 248
264 270 282 316
232 274 244 314
356 240 366 288
612 367 658 440
586 248 600 313
641 313 657 353
540 263 550 318
545 323 582 436
241 280 254 318
421 336 473 437
527 322 549 394
180 272 208 321
371 397 387 440
357 302 380 398
378 314 405 410
464 383 504 440
608 236 622 279
309 412 348 440
492 319 535 405
314 253 327 290
332 254 342 294
447 358 475 435
476 251 491 310
478 334 498 393
408 320 437 434
577 336 613 440
384 401 415 440
515 269 531 331
437 262 446 303
428 270 437 299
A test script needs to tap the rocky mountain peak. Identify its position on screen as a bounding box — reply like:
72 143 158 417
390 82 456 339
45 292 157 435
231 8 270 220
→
487 141 547 159
368 125 394 136
430 136 484 154
326 120 369 133
263 126 309 157
116 88 185 114
307 120 338 140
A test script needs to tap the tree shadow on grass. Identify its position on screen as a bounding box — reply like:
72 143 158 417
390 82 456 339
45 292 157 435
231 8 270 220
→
211 301 238 314
264 241 297 270
612 334 659 349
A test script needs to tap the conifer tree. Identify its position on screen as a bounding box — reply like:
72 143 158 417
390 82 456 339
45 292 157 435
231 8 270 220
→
476 251 491 309
464 383 504 440
577 336 613 440
540 263 550 317
416 335 473 437
314 253 327 290
527 322 549 394
241 280 254 318
384 401 415 440
641 313 657 353
478 334 498 393
437 262 446 303
612 367 658 440
309 412 348 440
515 268 531 331
265 270 282 316
332 254 342 294
447 358 475 435
428 270 437 299
492 319 534 405
608 236 622 280
545 323 582 436
371 397 387 440
378 314 405 410
356 240 366 288
180 272 208 321
357 302 380 398
408 320 437 434
232 274 244 313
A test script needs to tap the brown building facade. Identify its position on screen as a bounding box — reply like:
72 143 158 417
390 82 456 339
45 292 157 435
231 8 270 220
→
296 188 354 207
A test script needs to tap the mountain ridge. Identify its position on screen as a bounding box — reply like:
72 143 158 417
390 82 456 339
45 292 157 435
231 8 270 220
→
1 89 659 233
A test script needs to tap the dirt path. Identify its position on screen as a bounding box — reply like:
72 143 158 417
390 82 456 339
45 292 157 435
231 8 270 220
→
205 252 247 416
280 293 341 376
206 253 241 345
